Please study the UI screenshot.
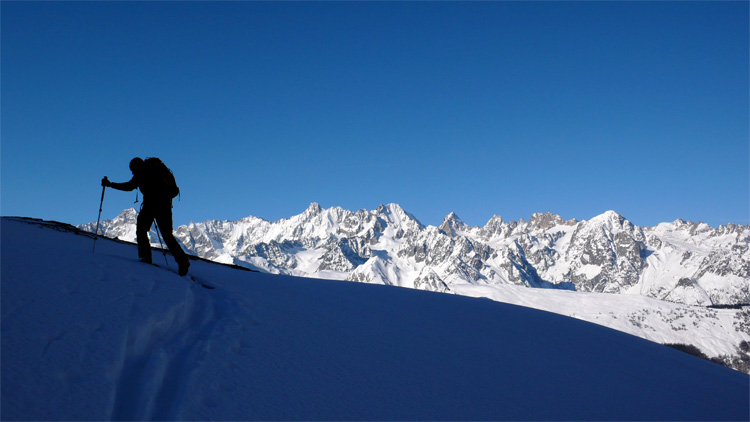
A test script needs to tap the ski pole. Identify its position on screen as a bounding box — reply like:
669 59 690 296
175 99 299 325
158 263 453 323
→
93 179 107 253
153 219 170 266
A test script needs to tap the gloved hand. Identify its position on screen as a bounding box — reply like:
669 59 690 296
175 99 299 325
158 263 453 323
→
101 176 110 187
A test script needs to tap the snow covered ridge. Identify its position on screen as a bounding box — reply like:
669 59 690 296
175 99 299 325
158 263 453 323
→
82 203 750 307
3 217 749 420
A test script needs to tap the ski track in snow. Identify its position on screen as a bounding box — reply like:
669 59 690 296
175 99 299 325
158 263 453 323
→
110 272 221 420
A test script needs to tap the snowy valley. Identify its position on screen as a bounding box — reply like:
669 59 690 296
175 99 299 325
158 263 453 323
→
2 217 749 420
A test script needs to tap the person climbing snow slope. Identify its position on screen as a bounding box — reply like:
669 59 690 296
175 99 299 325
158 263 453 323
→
102 157 190 276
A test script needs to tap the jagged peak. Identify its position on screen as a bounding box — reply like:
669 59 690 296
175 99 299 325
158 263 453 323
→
113 208 138 223
441 212 465 225
480 214 509 238
589 210 626 226
599 210 624 220
689 221 713 236
531 211 555 217
654 218 692 232
305 202 323 215
377 203 410 216
485 214 504 225
376 203 423 228
718 222 738 231
528 211 564 230
117 208 137 217
241 214 269 223
377 203 403 214
580 210 641 238
439 212 467 237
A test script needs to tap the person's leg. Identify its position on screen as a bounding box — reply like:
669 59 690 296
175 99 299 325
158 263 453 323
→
136 205 155 263
154 204 190 275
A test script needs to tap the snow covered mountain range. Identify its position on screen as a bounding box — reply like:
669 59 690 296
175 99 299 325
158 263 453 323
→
83 203 749 307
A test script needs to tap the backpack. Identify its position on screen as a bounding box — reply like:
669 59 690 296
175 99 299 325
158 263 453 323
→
144 157 180 199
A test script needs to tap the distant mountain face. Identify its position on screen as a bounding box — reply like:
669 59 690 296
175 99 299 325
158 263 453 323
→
80 203 750 306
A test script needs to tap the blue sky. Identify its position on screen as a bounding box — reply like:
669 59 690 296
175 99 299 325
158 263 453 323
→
2 1 748 228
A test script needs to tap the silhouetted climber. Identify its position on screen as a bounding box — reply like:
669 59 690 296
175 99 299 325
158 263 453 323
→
102 157 190 276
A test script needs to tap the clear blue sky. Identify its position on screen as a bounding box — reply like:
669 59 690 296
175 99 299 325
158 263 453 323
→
2 1 748 228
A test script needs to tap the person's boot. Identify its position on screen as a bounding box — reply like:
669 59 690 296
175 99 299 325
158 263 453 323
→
139 257 152 265
176 256 190 276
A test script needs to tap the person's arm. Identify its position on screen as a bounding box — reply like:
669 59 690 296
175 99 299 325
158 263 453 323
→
102 176 138 192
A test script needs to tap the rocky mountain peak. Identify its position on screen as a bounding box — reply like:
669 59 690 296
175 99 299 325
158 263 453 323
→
486 214 503 225
114 208 138 223
438 212 467 237
304 202 323 217
376 203 423 230
528 211 569 231
582 210 637 237
592 210 625 224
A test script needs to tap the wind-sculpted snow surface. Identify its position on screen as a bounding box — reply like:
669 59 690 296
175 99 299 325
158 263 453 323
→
4 217 749 420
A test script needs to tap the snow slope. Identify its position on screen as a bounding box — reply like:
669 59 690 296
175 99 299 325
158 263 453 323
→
2 217 749 421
